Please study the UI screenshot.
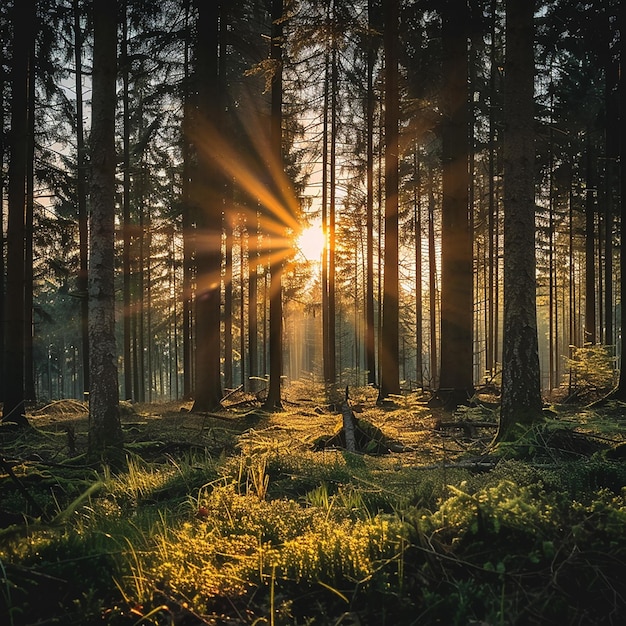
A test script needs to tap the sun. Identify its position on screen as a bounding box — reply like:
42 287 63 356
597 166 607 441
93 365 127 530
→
296 222 326 261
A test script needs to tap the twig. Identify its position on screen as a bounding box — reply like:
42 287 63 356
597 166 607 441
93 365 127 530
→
221 385 244 403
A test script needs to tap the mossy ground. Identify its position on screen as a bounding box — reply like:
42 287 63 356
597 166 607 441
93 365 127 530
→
1 383 625 625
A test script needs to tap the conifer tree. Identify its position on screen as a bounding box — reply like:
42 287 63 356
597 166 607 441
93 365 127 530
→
2 0 35 426
88 0 123 461
498 0 543 439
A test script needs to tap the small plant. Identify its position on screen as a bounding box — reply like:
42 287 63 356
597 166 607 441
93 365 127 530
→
564 344 616 402
237 453 270 499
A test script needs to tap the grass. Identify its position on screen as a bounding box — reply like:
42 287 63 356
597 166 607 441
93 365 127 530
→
1 383 625 624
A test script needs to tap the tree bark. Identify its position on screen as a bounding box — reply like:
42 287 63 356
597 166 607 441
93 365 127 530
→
88 0 123 462
437 0 474 408
24 38 36 403
321 47 330 385
191 0 223 412
497 0 542 440
486 0 498 379
583 138 597 345
428 186 438 389
121 2 132 400
603 9 618 348
248 211 259 390
615 0 626 397
378 0 401 401
221 11 233 391
0 55 5 404
263 0 285 411
181 0 194 399
365 0 377 387
74 0 89 397
328 41 338 385
3 0 35 426
224 209 234 390
414 149 423 388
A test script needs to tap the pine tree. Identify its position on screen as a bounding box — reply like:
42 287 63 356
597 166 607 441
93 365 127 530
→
497 0 543 439
378 0 401 401
437 0 474 408
191 0 223 412
263 0 286 411
87 0 123 462
2 0 35 426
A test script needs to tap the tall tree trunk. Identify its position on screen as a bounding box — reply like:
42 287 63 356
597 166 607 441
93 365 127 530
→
378 0 401 401
321 45 330 385
497 0 542 440
74 0 89 396
24 40 36 403
182 0 193 399
170 228 179 399
0 60 5 403
437 0 474 408
584 138 596 345
263 0 285 411
328 42 338 385
568 169 578 352
145 199 152 401
248 211 259 389
414 149 423 388
3 0 35 426
136 153 146 402
121 3 132 400
486 0 498 378
239 218 246 386
548 85 555 390
615 1 626 397
221 11 233 391
192 0 223 412
428 186 438 388
603 12 618 349
88 0 123 462
365 0 377 387
224 209 234 389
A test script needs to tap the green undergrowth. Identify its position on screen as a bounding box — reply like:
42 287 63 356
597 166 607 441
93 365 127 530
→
1 398 626 625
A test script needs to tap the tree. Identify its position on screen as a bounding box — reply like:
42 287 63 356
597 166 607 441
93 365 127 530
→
436 0 474 408
2 0 35 426
327 34 338 385
121 0 132 400
615 0 626 398
181 0 194 400
87 0 123 462
583 137 597 345
263 0 286 411
191 0 223 412
74 0 89 397
365 0 378 387
497 0 542 440
378 0 401 401
0 34 4 404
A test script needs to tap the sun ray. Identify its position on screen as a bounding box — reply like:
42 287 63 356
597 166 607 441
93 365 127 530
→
191 113 300 236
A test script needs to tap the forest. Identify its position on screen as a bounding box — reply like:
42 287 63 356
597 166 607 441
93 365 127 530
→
1 0 626 624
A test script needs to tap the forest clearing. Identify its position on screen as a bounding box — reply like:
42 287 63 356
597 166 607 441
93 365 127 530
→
1 381 626 625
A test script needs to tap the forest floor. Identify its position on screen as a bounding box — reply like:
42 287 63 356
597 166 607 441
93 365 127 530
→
1 382 626 625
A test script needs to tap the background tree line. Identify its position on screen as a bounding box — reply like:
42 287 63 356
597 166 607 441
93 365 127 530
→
0 0 625 452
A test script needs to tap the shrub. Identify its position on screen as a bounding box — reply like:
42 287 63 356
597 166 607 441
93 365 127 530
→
563 344 616 401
